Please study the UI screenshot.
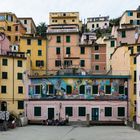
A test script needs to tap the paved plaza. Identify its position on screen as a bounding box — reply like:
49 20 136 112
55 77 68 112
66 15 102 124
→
0 125 140 140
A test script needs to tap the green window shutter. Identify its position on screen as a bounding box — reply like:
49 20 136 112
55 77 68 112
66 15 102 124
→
79 107 86 116
66 85 72 94
34 107 41 116
80 47 85 54
92 85 98 94
56 47 60 54
57 36 61 43
122 31 126 38
111 40 115 47
65 107 73 116
66 47 70 54
66 36 70 43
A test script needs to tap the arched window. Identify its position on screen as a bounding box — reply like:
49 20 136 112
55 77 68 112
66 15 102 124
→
79 85 85 94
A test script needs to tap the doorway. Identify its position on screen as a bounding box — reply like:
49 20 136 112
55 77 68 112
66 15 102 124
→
48 108 54 120
91 108 99 121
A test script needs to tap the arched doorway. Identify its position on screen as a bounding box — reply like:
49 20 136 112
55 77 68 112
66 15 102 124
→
1 101 7 111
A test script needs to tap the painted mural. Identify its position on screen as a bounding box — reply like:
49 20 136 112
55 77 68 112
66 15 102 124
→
28 78 128 100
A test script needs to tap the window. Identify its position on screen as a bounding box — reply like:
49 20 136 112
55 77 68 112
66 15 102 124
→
24 20 27 24
121 31 126 38
18 101 24 109
80 60 85 67
105 107 112 117
72 19 75 22
66 85 72 94
80 47 85 54
106 85 111 94
95 45 99 50
134 57 136 64
2 72 8 79
55 60 61 67
95 65 99 71
7 26 11 31
130 20 133 24
34 107 41 116
17 60 22 67
36 60 44 67
56 47 60 55
15 36 18 41
92 85 98 94
27 39 31 45
118 107 125 117
137 46 140 52
64 60 72 67
35 85 41 94
1 86 6 93
49 85 54 94
66 36 70 43
15 26 18 31
2 59 8 66
56 36 61 43
66 47 70 54
111 40 115 47
63 20 66 23
134 84 136 95
38 50 42 56
92 24 94 28
95 54 99 60
65 107 73 116
80 85 85 94
119 86 124 94
27 50 31 55
17 73 23 80
137 13 140 18
18 86 23 94
96 24 99 28
78 107 86 116
38 40 42 45
127 11 133 16
134 70 136 82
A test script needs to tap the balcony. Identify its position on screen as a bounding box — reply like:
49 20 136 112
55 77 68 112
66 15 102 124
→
47 28 79 33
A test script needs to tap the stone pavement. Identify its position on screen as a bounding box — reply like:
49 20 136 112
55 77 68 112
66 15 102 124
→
0 125 140 140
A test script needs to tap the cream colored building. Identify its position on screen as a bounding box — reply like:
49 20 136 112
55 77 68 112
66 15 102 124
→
18 17 36 34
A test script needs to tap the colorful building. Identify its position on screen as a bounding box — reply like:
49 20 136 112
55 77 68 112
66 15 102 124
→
19 36 47 74
87 16 109 31
0 52 28 115
25 75 129 122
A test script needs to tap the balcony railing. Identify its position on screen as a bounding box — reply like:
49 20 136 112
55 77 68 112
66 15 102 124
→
47 28 79 33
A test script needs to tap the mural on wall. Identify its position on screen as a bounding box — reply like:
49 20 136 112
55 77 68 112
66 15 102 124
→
28 78 128 100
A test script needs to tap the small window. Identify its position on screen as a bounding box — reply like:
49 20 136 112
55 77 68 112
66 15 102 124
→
95 65 99 71
24 20 27 24
55 60 61 67
38 40 42 46
18 101 24 109
7 26 11 31
96 24 99 28
95 45 99 50
56 47 60 55
121 31 126 38
17 73 23 80
106 85 111 94
1 86 6 93
64 60 72 67
15 26 18 31
119 86 124 94
17 60 22 67
2 72 8 79
80 60 85 67
130 20 133 24
27 50 31 55
65 107 73 116
134 57 136 64
2 59 8 66
92 85 98 94
38 50 42 56
66 36 70 43
80 85 85 94
35 85 41 94
92 24 94 28
72 19 75 22
134 84 136 95
27 39 31 45
95 54 99 60
15 36 18 41
80 47 85 54
56 36 61 43
36 60 44 67
105 107 112 117
63 20 66 23
66 47 70 54
134 70 136 82
78 107 86 116
111 40 115 47
18 86 23 94
128 11 133 16
34 107 41 116
118 107 125 117
66 85 72 94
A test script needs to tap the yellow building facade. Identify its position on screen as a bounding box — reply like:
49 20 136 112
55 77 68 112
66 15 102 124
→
0 52 28 115
19 36 47 75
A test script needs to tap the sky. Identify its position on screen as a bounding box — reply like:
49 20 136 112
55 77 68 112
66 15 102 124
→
0 0 140 25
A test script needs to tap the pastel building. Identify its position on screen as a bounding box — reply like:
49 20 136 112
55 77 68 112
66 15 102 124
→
87 16 109 31
25 75 129 123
